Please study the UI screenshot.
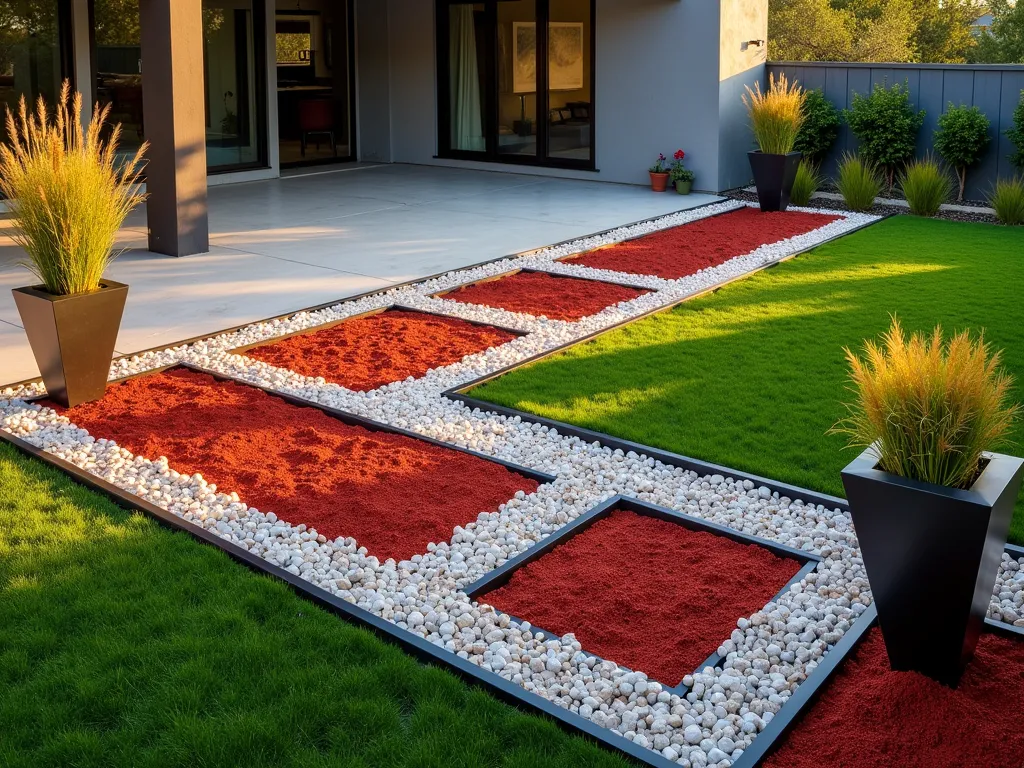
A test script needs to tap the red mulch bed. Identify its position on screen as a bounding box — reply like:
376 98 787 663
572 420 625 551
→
439 271 649 322
240 309 519 392
51 368 539 562
564 207 842 279
479 509 803 685
764 627 1024 768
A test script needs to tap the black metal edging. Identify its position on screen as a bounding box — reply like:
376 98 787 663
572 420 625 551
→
466 494 822 695
984 544 1024 639
445 398 850 513
728 603 879 768
442 215 896 513
0 428 677 768
1 200 730 393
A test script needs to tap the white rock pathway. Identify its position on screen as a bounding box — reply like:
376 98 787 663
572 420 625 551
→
4 202 1008 768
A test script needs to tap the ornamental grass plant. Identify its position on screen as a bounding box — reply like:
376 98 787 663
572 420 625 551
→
899 156 953 217
835 153 881 212
743 73 806 156
833 318 1019 490
0 81 147 296
790 160 820 206
989 177 1024 226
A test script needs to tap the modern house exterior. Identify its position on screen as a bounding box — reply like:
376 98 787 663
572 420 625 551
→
0 0 768 256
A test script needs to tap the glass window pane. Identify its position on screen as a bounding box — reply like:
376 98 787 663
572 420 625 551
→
0 1 64 145
203 1 260 170
497 0 536 157
448 3 485 152
547 0 590 162
94 0 144 164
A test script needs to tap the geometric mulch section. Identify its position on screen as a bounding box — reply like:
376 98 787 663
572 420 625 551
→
51 367 540 563
438 270 650 322
240 308 520 392
564 207 842 279
762 626 1024 768
477 507 804 686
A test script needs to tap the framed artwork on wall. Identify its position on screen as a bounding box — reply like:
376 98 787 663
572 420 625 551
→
512 21 584 94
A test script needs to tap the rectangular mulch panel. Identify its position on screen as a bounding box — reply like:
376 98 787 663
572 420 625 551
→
476 507 803 686
562 207 842 279
238 308 520 391
761 627 1024 768
49 367 540 563
437 270 650 322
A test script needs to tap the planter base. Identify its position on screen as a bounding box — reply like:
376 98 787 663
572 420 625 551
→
13 281 128 407
748 151 801 212
842 449 1024 686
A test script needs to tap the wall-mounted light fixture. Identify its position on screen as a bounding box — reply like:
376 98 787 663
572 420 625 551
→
746 39 765 47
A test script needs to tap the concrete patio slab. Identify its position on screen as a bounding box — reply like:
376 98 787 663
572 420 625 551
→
0 164 721 384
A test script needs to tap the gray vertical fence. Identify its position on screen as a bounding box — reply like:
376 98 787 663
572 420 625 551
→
766 62 1024 200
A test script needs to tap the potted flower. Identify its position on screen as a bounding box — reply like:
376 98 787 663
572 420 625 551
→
834 319 1023 687
743 73 806 212
1 82 147 407
670 150 694 195
648 153 669 192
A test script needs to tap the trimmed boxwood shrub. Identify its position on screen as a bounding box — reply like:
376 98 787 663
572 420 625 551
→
934 104 991 201
795 90 841 164
845 81 924 191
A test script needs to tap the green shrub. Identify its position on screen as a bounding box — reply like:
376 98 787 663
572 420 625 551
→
899 156 953 217
1008 91 1024 172
795 89 841 164
844 81 924 191
934 104 990 201
790 159 820 206
833 318 1018 489
743 73 806 155
0 82 146 296
989 176 1024 225
835 153 882 212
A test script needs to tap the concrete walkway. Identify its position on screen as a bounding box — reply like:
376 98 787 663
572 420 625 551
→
0 163 720 384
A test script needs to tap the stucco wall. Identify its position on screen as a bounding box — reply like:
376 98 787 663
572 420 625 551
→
358 0 766 191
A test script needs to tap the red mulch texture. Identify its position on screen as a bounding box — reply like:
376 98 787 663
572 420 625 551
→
440 271 649 322
764 627 1024 768
241 309 519 392
480 509 803 685
565 207 842 279
53 368 539 562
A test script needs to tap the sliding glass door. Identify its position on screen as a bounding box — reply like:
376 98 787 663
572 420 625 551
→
437 0 594 170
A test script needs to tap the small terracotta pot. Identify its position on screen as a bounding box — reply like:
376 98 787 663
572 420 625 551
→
649 172 670 192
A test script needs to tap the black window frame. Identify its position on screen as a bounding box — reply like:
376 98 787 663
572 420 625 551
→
436 0 596 172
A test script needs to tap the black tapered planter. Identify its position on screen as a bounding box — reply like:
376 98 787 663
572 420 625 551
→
748 150 801 212
12 280 128 407
842 448 1024 687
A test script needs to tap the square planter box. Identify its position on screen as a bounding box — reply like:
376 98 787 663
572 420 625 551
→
842 448 1024 686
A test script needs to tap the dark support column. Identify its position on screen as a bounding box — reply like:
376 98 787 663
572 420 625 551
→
140 0 209 257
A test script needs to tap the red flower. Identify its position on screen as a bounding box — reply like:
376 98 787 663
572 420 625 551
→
674 150 686 160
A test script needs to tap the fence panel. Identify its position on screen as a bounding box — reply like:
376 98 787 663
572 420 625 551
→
766 62 1024 200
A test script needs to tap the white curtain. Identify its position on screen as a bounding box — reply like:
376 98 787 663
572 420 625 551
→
450 6 485 152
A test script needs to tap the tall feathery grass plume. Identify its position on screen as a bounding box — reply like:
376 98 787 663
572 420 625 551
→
0 81 147 295
832 318 1019 489
743 73 806 156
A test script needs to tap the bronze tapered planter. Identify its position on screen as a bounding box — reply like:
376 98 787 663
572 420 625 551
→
12 280 128 407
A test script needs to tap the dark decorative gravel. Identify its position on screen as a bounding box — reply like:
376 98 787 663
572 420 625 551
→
728 191 997 225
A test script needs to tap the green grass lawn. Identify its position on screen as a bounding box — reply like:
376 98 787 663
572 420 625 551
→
0 442 634 768
471 217 1024 544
